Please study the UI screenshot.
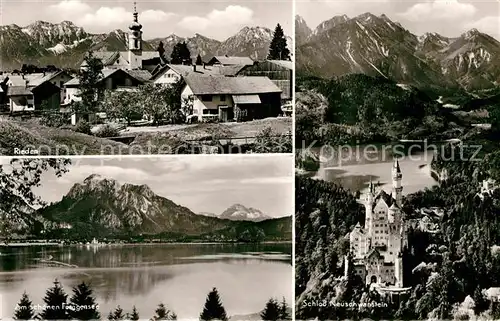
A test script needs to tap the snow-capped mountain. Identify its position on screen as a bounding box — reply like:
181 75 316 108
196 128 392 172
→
0 21 291 70
296 13 500 91
219 204 272 222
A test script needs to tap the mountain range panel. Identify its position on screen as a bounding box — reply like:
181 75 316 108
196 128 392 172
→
295 13 500 92
0 21 292 70
6 174 291 241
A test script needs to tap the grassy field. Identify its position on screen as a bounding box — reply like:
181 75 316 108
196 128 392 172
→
0 117 292 155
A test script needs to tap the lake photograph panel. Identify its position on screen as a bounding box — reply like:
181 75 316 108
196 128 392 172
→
295 0 500 320
0 0 293 156
0 155 293 320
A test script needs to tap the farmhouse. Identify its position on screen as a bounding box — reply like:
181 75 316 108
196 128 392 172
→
63 69 147 105
182 75 282 122
0 71 72 112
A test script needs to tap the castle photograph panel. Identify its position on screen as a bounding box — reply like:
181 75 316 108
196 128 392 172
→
0 0 293 155
0 155 293 320
295 0 500 319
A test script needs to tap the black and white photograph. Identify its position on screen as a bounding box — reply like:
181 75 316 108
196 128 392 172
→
295 0 500 320
0 0 293 156
0 155 293 320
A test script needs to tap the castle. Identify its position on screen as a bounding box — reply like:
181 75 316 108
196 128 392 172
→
344 159 408 289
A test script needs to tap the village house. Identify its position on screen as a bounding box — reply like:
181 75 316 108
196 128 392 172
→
207 55 254 66
0 71 72 112
63 69 147 105
150 63 245 86
237 60 293 103
182 75 282 122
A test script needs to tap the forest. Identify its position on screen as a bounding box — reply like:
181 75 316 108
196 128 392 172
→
295 133 500 319
295 74 489 147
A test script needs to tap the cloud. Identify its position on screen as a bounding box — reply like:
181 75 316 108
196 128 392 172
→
178 5 253 39
47 0 175 31
466 16 500 39
400 0 477 21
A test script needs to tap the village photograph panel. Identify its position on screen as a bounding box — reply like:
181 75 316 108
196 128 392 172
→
0 155 293 320
295 0 500 320
0 0 293 155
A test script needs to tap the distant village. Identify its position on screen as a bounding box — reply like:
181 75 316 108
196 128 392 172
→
0 4 292 130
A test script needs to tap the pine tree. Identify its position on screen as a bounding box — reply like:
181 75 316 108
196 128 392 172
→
154 303 177 320
199 288 228 321
260 298 280 321
196 54 203 65
76 51 104 115
13 292 35 320
267 24 290 60
39 279 70 320
113 306 124 320
170 42 191 65
68 281 100 320
279 297 290 320
107 311 114 320
130 306 139 320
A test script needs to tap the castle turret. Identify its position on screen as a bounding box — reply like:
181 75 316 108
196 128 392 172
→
395 254 404 287
364 179 375 235
392 159 403 207
128 2 143 70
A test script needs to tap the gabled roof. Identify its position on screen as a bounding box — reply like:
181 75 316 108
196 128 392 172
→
126 69 152 82
210 56 254 66
366 248 381 260
150 64 245 81
373 190 396 209
184 75 282 95
7 86 32 96
1 71 70 88
64 69 146 86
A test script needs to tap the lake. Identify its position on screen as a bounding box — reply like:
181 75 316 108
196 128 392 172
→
310 144 439 194
0 243 292 320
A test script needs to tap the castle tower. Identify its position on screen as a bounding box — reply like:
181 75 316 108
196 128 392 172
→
392 159 403 208
128 2 143 70
395 254 404 287
364 179 375 235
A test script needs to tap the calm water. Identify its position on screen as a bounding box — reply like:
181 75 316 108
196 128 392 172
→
0 243 292 319
311 145 438 194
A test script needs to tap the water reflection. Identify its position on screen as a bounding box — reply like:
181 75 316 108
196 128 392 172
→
0 243 291 319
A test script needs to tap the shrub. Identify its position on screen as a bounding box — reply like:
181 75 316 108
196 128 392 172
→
94 124 119 138
40 113 68 128
75 120 91 135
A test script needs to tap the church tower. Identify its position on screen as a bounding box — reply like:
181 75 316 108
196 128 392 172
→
128 2 143 70
392 159 403 207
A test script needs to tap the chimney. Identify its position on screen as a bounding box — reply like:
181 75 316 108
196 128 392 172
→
193 64 196 72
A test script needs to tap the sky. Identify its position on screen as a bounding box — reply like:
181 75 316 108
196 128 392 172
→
0 0 292 41
22 155 294 218
297 0 500 40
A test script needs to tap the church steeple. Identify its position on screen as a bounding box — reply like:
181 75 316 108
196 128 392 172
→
128 1 143 69
392 158 403 207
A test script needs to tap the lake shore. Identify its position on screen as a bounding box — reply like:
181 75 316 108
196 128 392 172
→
0 240 292 247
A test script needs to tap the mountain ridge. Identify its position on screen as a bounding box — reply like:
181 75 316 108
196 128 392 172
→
295 13 500 92
32 175 291 241
0 20 292 70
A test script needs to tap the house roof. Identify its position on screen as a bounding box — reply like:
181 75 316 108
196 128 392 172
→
126 69 152 82
211 56 254 66
184 75 282 95
1 71 70 88
7 86 32 96
373 190 396 209
65 69 146 86
150 64 245 81
82 51 160 66
267 60 293 70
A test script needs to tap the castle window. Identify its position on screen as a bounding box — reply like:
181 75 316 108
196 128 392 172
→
134 39 139 48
